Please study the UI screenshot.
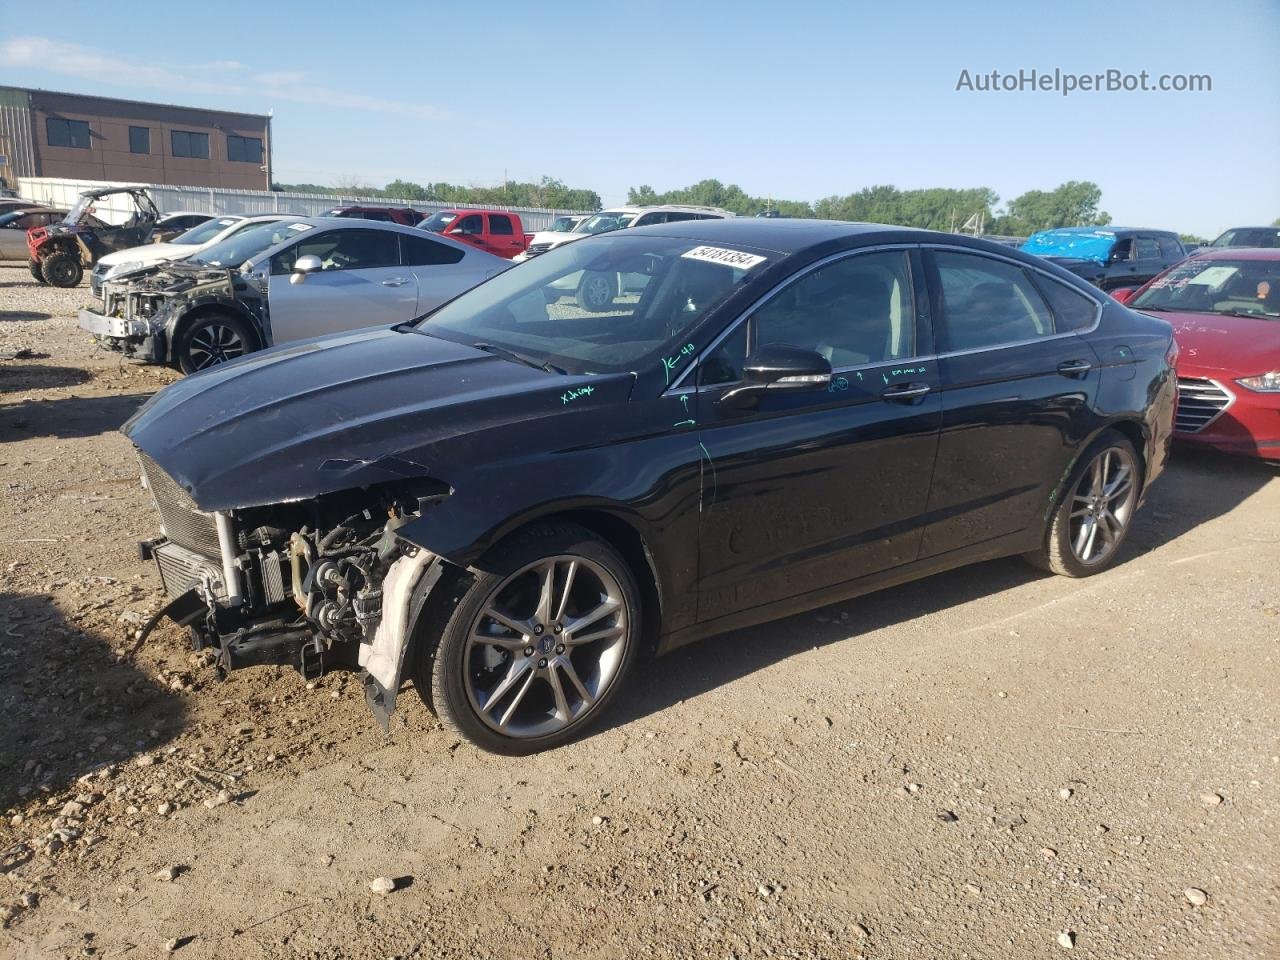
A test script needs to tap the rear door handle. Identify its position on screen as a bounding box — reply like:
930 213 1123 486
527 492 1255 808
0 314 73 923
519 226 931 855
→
881 382 931 402
381 277 411 287
1057 359 1093 377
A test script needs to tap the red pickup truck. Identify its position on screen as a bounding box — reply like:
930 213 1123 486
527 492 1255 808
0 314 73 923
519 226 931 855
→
418 209 528 259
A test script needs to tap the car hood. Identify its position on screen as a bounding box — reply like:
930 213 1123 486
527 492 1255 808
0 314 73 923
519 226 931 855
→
99 242 193 268
529 230 584 247
1145 308 1280 374
123 326 631 512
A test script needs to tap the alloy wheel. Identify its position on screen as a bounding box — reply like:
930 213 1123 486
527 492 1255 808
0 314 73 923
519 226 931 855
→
187 322 247 370
579 273 614 311
1068 446 1137 565
463 555 629 739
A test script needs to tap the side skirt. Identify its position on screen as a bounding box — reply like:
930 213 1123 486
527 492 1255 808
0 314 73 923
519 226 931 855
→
659 528 1040 654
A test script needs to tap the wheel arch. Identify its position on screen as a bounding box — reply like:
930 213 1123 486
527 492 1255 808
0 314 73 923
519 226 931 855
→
1047 416 1149 523
165 302 264 362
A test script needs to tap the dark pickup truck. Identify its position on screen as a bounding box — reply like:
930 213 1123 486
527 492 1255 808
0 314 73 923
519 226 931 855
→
1021 227 1186 291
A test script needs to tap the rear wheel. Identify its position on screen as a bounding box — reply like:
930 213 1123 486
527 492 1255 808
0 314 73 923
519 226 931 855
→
413 522 641 754
174 313 254 373
1027 430 1140 577
27 259 46 284
41 252 82 288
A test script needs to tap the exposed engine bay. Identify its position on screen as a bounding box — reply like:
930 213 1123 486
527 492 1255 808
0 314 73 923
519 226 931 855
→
136 451 450 726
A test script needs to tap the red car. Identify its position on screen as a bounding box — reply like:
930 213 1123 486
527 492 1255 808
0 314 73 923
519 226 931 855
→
1115 248 1280 460
418 209 528 259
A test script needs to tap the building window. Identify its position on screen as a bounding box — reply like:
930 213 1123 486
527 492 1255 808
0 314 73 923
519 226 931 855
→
128 126 151 154
170 130 210 159
227 134 263 164
46 117 91 149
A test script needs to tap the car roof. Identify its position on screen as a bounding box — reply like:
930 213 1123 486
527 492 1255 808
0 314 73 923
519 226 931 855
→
1186 247 1280 262
620 217 958 254
600 204 735 217
1031 226 1178 237
241 215 486 264
159 211 212 219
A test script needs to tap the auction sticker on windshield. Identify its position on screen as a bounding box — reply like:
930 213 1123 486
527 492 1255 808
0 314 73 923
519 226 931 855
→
289 223 314 233
681 246 767 270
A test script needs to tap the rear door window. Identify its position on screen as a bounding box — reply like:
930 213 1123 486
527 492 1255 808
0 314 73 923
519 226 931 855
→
488 214 514 235
931 251 1055 351
1134 238 1161 260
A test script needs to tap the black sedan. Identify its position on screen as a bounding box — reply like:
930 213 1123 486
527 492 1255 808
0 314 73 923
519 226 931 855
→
123 219 1177 754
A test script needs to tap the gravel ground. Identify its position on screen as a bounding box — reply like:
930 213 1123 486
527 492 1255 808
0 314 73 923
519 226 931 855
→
1 263 1278 959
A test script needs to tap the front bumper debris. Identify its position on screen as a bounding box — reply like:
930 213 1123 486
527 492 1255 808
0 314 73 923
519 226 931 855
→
79 308 165 361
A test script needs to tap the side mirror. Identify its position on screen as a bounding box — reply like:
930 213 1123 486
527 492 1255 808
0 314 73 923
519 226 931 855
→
290 254 322 284
720 344 832 408
1111 287 1137 304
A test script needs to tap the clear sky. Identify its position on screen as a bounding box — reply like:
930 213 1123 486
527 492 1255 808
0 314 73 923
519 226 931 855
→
2 0 1277 237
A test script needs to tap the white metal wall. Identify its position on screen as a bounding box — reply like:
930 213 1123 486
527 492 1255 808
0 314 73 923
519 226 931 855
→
16 177 590 232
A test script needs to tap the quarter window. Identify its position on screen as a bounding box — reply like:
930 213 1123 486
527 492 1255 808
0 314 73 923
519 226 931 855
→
1034 276 1098 332
932 251 1054 351
401 233 465 266
171 130 210 159
227 134 263 163
752 251 916 368
489 214 514 235
128 126 150 154
46 117 90 149
1158 237 1183 258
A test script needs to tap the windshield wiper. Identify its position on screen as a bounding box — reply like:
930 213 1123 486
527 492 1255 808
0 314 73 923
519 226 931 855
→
472 342 566 375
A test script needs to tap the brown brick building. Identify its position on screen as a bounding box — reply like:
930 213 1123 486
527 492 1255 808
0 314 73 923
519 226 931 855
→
0 86 271 191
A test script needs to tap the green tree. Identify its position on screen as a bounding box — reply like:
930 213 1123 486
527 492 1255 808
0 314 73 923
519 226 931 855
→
626 179 812 217
1180 233 1209 246
993 181 1110 235
813 185 999 230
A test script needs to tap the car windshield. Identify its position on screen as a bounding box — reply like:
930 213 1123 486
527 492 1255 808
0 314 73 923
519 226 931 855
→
548 216 577 232
576 212 637 235
1210 227 1280 249
190 220 314 269
1132 258 1280 318
173 216 240 246
416 234 774 374
419 212 457 232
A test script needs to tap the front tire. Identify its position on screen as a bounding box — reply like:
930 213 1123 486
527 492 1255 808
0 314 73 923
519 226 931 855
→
174 313 254 373
41 252 82 288
1027 430 1141 577
575 271 616 312
413 522 641 755
27 259 46 284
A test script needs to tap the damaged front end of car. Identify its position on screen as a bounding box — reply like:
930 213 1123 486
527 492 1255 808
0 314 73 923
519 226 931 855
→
79 263 264 364
133 451 454 726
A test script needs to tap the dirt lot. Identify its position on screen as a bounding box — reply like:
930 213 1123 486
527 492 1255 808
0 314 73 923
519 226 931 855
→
1 263 1277 960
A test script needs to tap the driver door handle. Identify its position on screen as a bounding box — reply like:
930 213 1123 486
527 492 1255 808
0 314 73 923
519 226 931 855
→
881 382 931 402
381 277 411 287
1057 359 1093 377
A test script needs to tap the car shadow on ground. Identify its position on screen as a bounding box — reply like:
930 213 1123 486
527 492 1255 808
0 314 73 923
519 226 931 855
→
0 311 52 322
0 363 93 393
0 392 151 441
0 592 188 810
603 449 1276 735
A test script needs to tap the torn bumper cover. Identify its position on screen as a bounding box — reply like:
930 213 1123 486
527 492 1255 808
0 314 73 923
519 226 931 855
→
358 550 444 729
79 307 165 362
